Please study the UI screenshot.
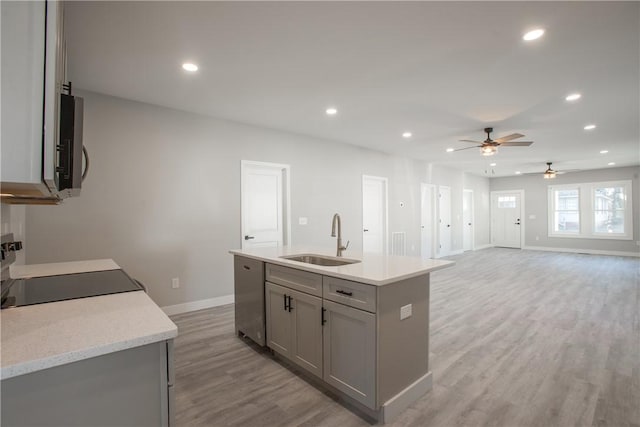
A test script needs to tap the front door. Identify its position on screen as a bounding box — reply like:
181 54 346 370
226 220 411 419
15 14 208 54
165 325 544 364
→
491 191 523 248
241 161 290 249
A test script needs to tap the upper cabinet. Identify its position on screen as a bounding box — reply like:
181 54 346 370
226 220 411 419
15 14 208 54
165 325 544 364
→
1 1 85 205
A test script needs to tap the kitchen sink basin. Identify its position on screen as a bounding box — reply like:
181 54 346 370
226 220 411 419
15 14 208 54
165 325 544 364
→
280 254 360 267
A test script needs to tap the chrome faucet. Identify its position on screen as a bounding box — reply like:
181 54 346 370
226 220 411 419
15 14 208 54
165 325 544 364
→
331 213 349 257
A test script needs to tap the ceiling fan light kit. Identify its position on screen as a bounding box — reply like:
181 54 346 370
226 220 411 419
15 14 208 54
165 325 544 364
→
457 127 533 159
543 162 557 179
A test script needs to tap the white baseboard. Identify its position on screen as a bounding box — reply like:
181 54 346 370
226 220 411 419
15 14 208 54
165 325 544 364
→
449 249 464 256
473 244 494 251
523 245 640 258
162 294 234 316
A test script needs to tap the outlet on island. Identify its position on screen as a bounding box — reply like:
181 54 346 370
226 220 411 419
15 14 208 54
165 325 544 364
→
400 303 412 320
172 278 180 289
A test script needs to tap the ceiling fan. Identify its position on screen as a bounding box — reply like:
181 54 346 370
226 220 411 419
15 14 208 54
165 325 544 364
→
525 162 579 179
454 127 533 156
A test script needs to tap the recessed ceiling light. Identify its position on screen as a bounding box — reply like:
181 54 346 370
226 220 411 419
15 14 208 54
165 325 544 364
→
608 162 616 166
565 93 581 102
523 28 545 41
584 124 597 130
446 148 454 153
325 107 338 116
182 63 198 72
600 150 609 154
402 132 412 138
490 163 497 167
515 171 522 175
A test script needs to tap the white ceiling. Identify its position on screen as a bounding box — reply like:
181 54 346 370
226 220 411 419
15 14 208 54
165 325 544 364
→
66 1 640 177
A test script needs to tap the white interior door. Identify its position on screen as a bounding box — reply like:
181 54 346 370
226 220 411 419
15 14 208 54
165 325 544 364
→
491 191 523 248
438 186 452 257
241 161 290 249
362 175 388 254
463 189 474 251
420 183 436 259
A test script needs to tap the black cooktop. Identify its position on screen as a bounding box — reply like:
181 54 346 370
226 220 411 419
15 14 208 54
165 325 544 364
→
1 269 144 309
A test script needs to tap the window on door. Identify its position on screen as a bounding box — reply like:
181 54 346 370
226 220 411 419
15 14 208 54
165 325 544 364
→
547 180 632 240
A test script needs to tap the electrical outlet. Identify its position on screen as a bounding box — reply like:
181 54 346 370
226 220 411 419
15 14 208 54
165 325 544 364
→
400 304 412 320
298 217 308 225
172 278 180 289
536 236 539 241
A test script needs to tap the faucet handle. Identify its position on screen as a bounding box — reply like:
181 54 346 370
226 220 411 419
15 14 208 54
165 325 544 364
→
344 240 350 250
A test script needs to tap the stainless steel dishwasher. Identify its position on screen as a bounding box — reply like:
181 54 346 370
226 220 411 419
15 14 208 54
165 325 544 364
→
233 255 266 346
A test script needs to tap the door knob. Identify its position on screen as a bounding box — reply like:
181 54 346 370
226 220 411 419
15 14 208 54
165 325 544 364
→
514 222 521 225
468 223 472 226
244 235 255 240
447 224 451 228
363 229 369 232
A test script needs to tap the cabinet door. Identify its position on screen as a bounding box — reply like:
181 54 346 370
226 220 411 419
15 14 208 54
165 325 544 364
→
323 299 376 409
0 1 46 184
289 288 323 379
265 282 292 357
234 256 265 346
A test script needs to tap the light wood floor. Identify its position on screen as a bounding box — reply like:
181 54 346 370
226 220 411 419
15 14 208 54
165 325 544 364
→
171 248 640 426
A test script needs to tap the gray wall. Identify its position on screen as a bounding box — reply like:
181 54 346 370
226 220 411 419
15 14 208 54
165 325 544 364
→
24 91 490 308
490 166 640 254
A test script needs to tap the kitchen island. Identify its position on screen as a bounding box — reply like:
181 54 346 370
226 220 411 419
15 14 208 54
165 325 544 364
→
1 260 178 426
230 247 453 423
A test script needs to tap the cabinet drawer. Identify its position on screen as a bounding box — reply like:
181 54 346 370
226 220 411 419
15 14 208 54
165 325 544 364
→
323 276 377 313
266 263 322 297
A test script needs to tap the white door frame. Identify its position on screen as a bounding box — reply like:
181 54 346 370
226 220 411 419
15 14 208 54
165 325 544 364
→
241 160 291 247
420 183 437 259
362 175 388 254
490 189 525 249
463 189 474 251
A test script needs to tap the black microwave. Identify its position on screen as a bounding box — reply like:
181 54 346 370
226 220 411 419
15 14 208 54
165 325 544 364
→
55 93 85 198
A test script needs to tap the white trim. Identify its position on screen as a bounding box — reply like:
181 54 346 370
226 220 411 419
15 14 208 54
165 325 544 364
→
382 371 432 423
241 160 292 247
523 245 639 258
362 175 389 255
490 189 525 249
162 294 235 316
473 244 495 251
448 249 464 256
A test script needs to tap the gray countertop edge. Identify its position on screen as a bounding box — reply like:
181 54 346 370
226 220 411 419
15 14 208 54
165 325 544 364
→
1 327 177 380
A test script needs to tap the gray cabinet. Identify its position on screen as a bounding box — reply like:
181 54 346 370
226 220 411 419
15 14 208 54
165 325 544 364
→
1 340 174 426
265 281 323 379
234 255 265 346
323 299 376 409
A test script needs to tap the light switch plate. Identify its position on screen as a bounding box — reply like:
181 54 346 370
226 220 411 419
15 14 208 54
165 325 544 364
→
299 217 308 225
400 304 412 320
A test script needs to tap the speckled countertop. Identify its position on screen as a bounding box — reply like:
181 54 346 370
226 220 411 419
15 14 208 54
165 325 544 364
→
229 246 454 286
1 260 177 380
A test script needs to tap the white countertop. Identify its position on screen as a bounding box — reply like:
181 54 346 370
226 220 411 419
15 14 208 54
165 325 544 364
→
1 260 177 380
229 246 454 285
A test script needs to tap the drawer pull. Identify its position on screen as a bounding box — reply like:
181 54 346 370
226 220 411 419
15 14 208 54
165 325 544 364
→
243 265 251 270
336 289 353 297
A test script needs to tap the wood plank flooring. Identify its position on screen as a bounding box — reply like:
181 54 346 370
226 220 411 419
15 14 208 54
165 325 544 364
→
171 248 640 426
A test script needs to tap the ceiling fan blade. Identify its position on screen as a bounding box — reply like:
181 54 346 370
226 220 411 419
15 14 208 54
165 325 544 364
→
494 133 525 143
453 146 481 152
459 139 483 144
499 141 533 147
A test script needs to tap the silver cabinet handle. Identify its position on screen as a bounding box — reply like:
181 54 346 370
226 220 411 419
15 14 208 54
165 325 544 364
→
81 146 90 182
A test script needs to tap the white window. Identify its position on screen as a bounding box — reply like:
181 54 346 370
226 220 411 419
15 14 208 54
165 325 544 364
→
498 196 516 208
548 180 633 240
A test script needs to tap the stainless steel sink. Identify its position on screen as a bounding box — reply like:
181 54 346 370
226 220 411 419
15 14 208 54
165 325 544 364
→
281 254 360 267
